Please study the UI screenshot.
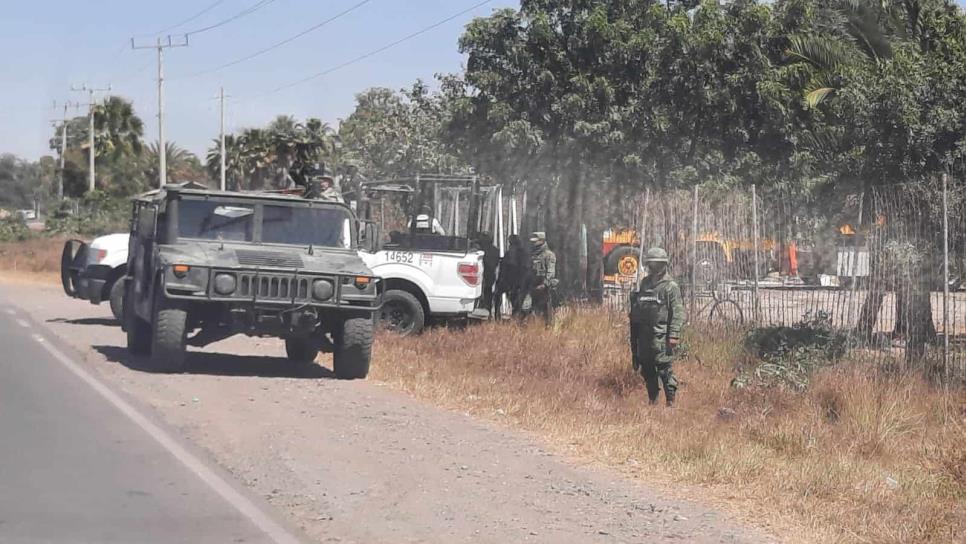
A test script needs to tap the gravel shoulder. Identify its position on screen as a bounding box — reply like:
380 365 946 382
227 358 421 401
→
1 278 771 544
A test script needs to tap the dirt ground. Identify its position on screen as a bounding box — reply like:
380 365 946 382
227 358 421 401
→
1 277 770 544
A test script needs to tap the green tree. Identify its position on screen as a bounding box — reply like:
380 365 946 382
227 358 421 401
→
145 142 207 186
48 95 146 196
339 82 468 179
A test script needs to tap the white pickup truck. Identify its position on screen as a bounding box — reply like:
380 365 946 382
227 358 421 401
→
61 233 130 320
361 234 484 335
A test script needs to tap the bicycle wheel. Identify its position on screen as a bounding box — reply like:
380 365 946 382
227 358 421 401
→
709 299 744 328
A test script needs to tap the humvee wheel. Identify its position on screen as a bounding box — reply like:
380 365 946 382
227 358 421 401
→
285 338 319 364
333 316 373 380
151 293 187 373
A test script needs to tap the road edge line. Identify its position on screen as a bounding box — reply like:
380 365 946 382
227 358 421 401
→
29 333 303 544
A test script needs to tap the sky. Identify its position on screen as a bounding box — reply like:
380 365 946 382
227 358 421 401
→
0 0 518 161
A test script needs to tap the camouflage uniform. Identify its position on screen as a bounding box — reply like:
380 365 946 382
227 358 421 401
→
318 184 344 203
529 232 557 325
629 248 684 405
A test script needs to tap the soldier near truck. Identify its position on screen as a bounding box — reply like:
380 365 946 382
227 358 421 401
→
527 231 558 326
629 247 685 406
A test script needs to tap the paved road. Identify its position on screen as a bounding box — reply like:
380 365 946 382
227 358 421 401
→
0 303 301 544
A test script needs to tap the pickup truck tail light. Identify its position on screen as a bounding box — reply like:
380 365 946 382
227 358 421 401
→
458 262 480 286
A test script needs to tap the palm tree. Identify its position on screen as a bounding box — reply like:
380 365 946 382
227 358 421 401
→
206 134 246 190
782 0 929 107
94 96 145 160
146 142 206 185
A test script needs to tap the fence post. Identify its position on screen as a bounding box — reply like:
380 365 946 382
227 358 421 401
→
751 184 761 324
690 186 699 321
635 186 650 287
943 173 950 382
852 191 872 338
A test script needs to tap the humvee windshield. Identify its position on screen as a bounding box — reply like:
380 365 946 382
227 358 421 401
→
178 199 353 248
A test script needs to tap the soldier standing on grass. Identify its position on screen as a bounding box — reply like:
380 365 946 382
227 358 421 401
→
528 231 558 326
494 234 528 319
629 247 685 406
477 232 499 314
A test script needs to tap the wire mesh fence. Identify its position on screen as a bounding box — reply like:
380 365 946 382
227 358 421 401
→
602 180 965 379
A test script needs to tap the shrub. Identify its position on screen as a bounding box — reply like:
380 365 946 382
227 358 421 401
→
736 311 848 391
0 214 31 242
45 191 129 236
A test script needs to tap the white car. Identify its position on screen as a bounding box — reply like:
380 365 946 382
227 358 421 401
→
61 233 130 320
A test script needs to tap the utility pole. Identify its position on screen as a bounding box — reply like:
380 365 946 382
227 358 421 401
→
220 87 227 191
132 34 189 188
71 85 111 192
51 101 82 200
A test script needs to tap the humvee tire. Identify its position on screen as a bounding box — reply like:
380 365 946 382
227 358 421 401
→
151 292 188 373
333 316 373 380
285 338 319 364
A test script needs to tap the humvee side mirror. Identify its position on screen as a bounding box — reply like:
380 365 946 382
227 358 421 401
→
360 220 381 253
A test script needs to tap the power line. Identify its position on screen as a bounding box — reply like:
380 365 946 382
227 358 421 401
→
156 0 226 36
185 0 277 37
264 0 494 96
179 0 374 79
131 0 226 39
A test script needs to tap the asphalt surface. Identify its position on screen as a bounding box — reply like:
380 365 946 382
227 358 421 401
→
0 302 298 544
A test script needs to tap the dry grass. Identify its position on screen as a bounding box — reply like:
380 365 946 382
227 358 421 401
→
370 307 966 543
0 237 68 284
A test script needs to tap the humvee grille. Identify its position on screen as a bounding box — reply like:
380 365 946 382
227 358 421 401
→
235 249 304 268
237 273 311 301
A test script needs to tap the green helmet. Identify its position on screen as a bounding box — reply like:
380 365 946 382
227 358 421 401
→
644 247 669 263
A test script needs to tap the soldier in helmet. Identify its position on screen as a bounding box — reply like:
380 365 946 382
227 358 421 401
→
528 231 558 326
317 174 344 203
629 247 685 406
296 162 343 202
411 205 446 235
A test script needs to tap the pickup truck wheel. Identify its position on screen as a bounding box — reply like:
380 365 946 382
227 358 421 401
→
108 279 125 322
333 316 373 380
151 294 188 373
380 289 425 336
285 338 319 364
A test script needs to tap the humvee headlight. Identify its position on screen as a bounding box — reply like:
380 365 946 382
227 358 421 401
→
312 279 334 301
213 273 237 295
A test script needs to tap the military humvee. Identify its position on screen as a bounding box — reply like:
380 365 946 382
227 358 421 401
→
121 183 382 378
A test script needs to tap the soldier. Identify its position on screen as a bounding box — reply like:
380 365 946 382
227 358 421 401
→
477 232 500 313
494 234 529 319
528 231 558 325
296 162 343 202
629 247 685 407
317 175 344 203
411 205 446 235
